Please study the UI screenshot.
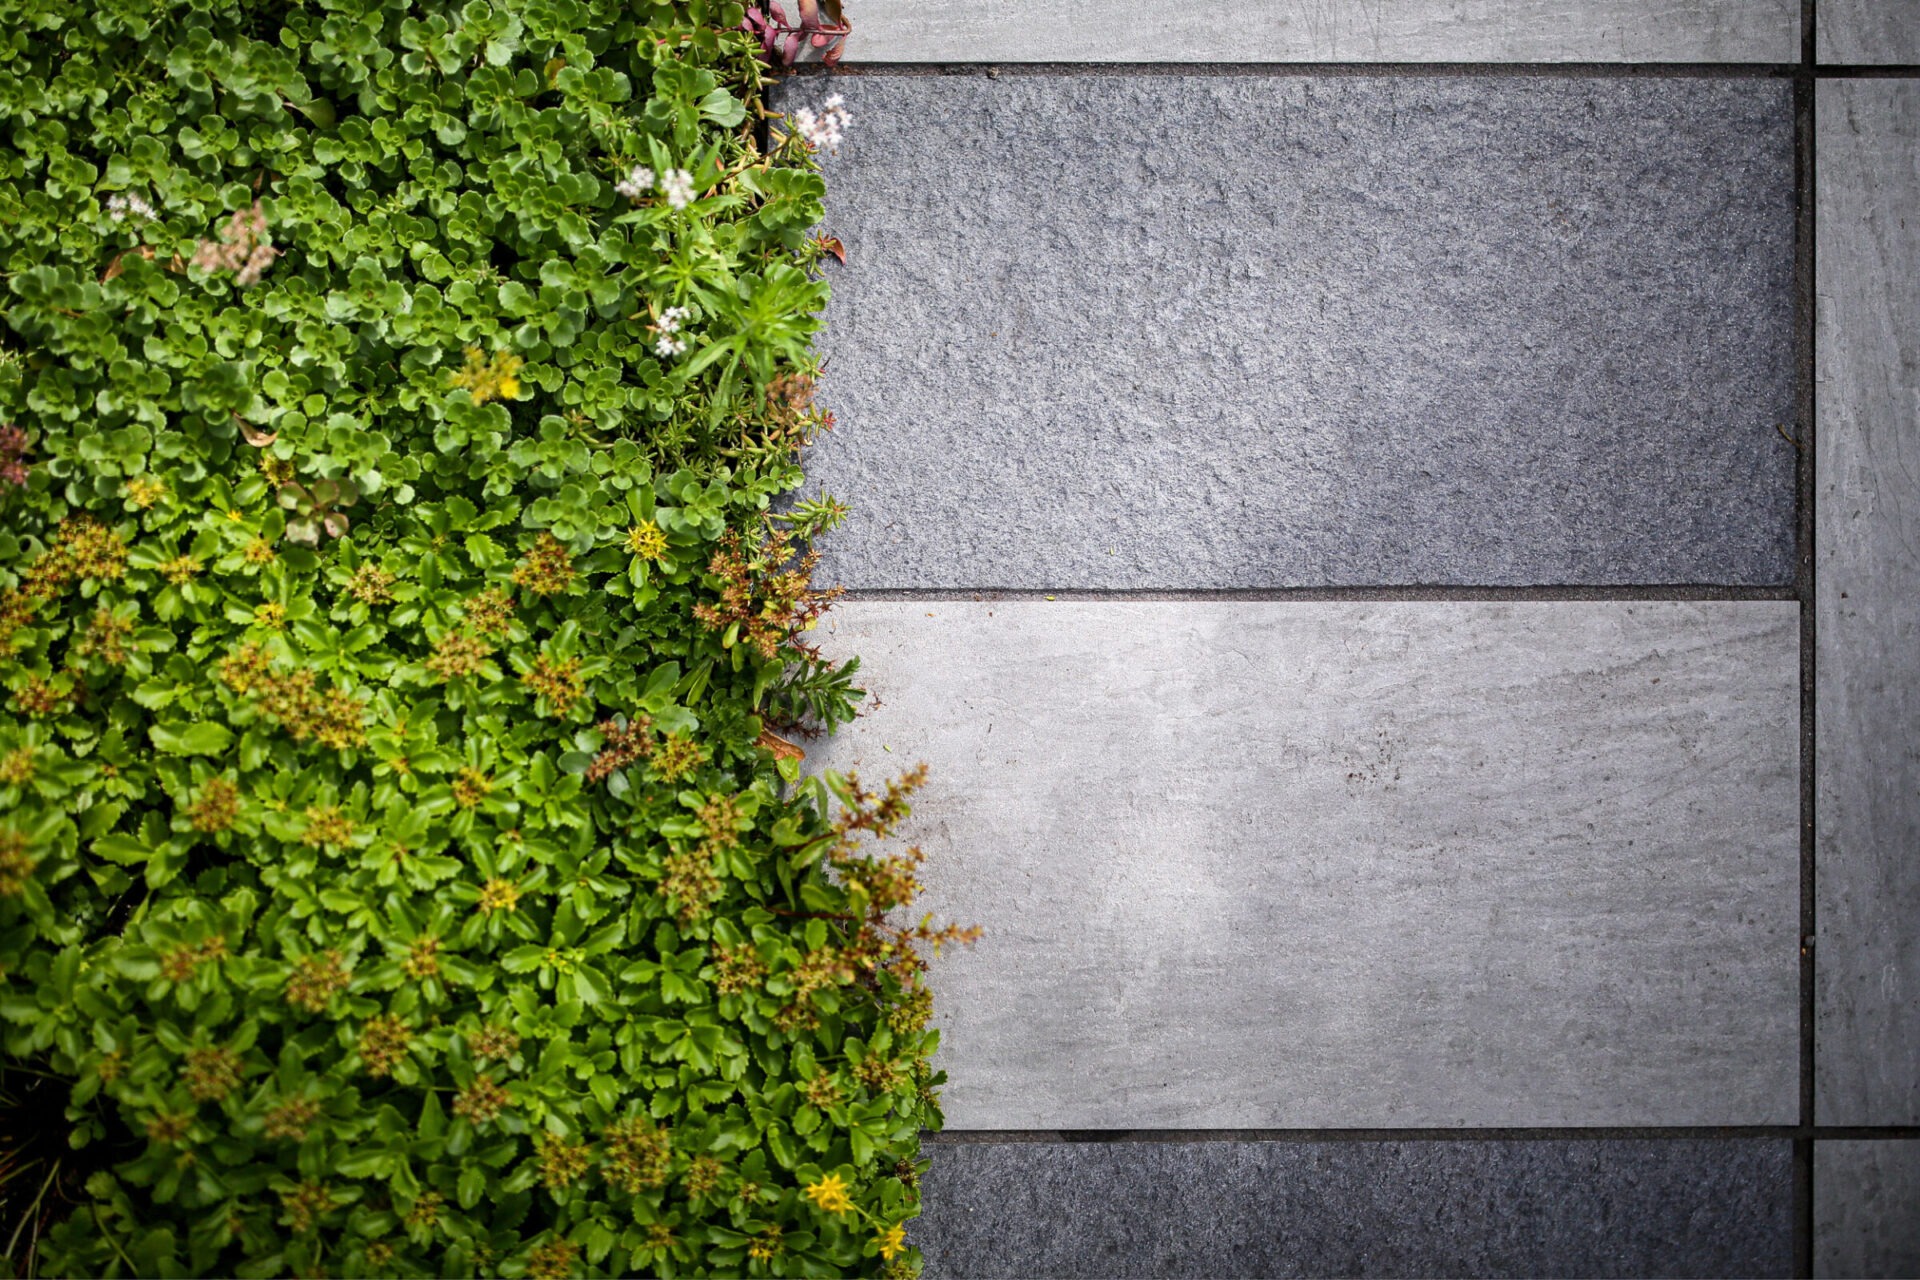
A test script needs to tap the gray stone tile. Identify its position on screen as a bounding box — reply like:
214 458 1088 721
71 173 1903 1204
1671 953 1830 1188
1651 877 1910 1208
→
811 601 1801 1127
1815 80 1920 1126
1816 1141 1920 1279
1818 1 1920 63
912 1139 1794 1279
842 1 1800 63
789 76 1798 589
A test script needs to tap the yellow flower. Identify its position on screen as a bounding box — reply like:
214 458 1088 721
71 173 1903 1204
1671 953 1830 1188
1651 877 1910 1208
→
625 520 668 560
876 1223 906 1261
802 1172 853 1215
449 347 525 405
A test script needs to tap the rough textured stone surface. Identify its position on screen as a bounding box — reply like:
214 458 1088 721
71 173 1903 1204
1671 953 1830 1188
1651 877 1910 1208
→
810 601 1800 1127
1818 1 1920 63
1815 1141 1920 1279
911 1139 1794 1279
1815 80 1920 1127
783 75 1797 589
841 1 1801 64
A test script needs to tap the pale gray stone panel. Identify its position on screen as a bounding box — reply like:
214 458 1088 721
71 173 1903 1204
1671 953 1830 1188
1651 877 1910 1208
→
916 1139 1794 1278
842 1 1800 63
812 601 1801 1127
1818 1 1920 63
1815 1141 1920 1279
1815 80 1920 1126
788 75 1798 589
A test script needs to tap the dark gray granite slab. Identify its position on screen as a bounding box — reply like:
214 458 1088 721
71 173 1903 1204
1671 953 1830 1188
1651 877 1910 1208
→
812 601 1800 1127
1818 1 1920 63
911 1138 1794 1278
1814 80 1920 1126
787 75 1797 589
842 1 1801 63
1816 1140 1920 1279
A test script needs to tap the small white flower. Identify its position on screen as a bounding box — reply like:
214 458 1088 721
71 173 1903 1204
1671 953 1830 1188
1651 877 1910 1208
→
660 168 695 210
655 334 687 357
107 193 159 222
657 305 692 334
792 96 852 151
614 165 654 200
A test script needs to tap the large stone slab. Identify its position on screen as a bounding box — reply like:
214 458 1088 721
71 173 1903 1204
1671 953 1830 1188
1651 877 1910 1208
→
811 601 1801 1127
1814 80 1920 1126
913 1138 1794 1278
1815 1141 1920 1279
789 75 1798 589
840 2 1800 64
1818 2 1920 63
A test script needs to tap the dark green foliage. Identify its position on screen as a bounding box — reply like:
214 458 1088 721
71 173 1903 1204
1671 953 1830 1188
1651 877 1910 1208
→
0 0 967 1274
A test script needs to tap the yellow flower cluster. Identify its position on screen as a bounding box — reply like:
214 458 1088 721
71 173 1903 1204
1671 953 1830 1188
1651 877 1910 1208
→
183 1046 243 1101
625 519 668 560
356 1014 412 1078
452 1076 511 1124
803 1172 853 1215
284 951 350 1012
263 1096 321 1141
448 346 524 404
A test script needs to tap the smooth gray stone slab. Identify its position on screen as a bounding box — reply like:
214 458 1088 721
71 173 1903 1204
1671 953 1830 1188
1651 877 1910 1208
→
1814 80 1920 1127
1816 1141 1920 1279
812 601 1801 1127
790 76 1798 589
843 1 1800 63
1818 1 1920 63
914 1139 1794 1279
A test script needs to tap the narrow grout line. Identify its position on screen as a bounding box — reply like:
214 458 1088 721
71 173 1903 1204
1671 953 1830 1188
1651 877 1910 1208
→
1796 3 1819 1272
842 586 1799 604
801 61 1800 79
1813 64 1920 76
926 1126 1920 1144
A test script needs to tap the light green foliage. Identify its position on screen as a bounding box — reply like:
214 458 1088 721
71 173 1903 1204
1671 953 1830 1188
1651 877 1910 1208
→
0 0 965 1274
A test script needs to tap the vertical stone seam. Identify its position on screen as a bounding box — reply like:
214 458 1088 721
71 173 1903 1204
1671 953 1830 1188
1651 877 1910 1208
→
1796 9 1818 1277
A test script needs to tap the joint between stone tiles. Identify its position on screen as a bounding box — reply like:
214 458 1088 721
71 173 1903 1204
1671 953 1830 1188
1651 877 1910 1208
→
1811 64 1920 76
840 586 1801 604
793 61 1800 80
1794 52 1818 1279
926 1125 1920 1144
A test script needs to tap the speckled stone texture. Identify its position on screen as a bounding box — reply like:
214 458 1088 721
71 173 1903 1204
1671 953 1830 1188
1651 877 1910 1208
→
911 1139 1794 1279
1816 1141 1920 1279
843 0 1801 63
783 75 1797 589
1815 80 1920 1126
1818 1 1920 63
809 601 1801 1127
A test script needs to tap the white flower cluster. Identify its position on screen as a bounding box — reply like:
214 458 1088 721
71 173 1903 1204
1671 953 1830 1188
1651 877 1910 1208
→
791 93 851 151
661 168 695 210
614 165 654 200
615 165 697 211
654 305 692 358
107 193 159 222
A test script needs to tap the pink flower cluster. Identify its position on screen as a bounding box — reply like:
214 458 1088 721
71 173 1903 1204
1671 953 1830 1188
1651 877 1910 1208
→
0 424 29 489
191 202 279 287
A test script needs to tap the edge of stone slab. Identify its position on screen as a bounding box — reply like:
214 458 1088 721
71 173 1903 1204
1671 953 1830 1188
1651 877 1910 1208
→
832 0 1802 66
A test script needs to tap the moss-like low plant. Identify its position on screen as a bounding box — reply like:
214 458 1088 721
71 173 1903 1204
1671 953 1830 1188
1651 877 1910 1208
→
0 0 970 1274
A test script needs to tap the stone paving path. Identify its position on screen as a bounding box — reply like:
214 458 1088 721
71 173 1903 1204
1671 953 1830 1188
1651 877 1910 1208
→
783 6 1919 1275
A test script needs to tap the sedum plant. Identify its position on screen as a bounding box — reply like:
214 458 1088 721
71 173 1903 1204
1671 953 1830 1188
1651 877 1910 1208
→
0 0 971 1275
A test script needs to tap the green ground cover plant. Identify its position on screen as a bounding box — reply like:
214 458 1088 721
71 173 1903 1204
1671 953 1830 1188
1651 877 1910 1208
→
0 0 971 1274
